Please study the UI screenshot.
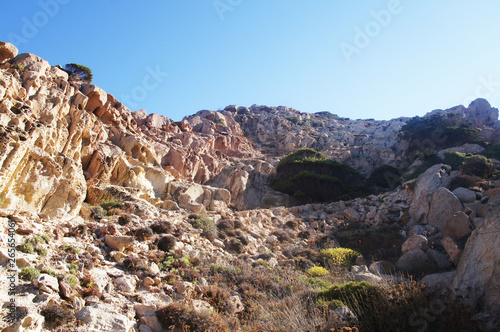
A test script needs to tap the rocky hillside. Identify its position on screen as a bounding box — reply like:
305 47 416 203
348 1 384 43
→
1 41 500 331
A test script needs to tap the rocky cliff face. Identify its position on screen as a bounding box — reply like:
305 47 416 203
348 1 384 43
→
1 43 500 331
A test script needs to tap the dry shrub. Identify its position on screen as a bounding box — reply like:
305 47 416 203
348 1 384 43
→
156 303 232 331
157 235 177 252
319 280 429 332
135 227 153 241
40 304 75 329
80 274 101 298
271 228 293 243
202 285 232 314
151 220 174 234
123 256 149 272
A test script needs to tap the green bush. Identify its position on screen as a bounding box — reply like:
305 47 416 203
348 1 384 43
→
100 200 121 211
63 63 93 83
481 144 500 160
188 215 217 241
320 248 360 268
272 148 369 203
306 266 329 277
443 151 466 170
400 113 480 151
20 267 40 281
368 165 402 188
460 155 494 177
60 244 81 254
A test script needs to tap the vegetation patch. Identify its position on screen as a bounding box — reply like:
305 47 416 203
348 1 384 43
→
481 144 500 160
63 63 93 83
188 214 217 241
399 113 481 152
320 248 361 268
460 155 494 177
443 151 466 170
271 148 370 203
306 266 329 277
368 165 402 189
20 267 40 281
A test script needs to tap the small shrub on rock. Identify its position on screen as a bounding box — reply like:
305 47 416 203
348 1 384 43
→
271 229 292 243
202 285 231 313
307 266 329 277
443 151 466 170
320 248 361 268
225 238 245 254
100 200 121 211
151 220 174 234
460 155 494 177
481 144 500 160
368 165 402 189
123 256 149 272
156 302 230 331
135 227 154 241
20 267 40 281
158 235 177 252
41 304 75 329
188 215 217 242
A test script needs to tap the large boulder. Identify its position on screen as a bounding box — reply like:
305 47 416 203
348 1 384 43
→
409 164 452 223
452 207 500 328
0 42 18 62
427 187 463 230
396 248 436 275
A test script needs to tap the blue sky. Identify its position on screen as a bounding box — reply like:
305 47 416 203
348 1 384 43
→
2 1 500 121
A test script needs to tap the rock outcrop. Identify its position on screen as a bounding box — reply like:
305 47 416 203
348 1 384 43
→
453 206 500 329
1 43 500 332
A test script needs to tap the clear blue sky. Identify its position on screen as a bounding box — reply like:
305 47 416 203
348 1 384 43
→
2 1 500 121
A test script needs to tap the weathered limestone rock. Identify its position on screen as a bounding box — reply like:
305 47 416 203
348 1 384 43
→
409 165 452 224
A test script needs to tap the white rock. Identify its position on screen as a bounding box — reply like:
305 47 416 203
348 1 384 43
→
115 276 137 293
75 304 133 332
32 274 59 293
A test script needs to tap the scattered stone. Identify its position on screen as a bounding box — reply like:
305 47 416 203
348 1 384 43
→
452 187 476 203
115 276 137 293
396 248 436 274
427 187 463 230
421 271 456 293
369 261 396 275
105 235 134 252
443 212 472 240
32 274 59 293
401 235 428 253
